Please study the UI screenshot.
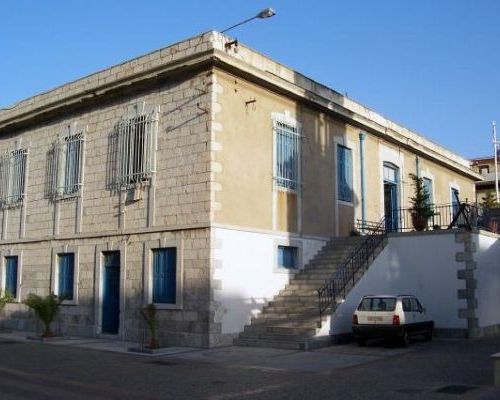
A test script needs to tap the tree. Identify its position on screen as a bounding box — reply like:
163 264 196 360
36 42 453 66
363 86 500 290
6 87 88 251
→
24 293 64 337
408 173 434 231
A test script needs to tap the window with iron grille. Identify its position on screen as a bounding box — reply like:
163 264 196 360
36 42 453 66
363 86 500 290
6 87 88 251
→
51 132 84 199
0 149 28 208
337 144 353 202
115 110 158 189
273 115 300 191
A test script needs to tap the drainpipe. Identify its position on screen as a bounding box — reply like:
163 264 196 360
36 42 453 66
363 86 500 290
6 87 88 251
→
359 132 366 231
416 155 420 178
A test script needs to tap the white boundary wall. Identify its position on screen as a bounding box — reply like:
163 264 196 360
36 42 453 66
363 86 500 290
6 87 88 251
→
476 233 500 329
331 232 468 335
213 226 327 335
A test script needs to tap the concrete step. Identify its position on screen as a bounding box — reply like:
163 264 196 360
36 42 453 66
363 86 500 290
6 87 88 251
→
243 325 317 336
234 336 332 350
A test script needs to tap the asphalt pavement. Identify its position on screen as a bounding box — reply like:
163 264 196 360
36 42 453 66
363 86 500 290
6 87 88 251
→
0 333 499 399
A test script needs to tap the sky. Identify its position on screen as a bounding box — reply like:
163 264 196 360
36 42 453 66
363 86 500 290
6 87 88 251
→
1 0 499 159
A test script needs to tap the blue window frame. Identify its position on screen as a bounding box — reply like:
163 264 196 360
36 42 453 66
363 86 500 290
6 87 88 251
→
152 248 177 304
275 120 299 191
423 177 433 205
58 253 74 300
278 246 298 269
5 256 18 298
337 145 353 202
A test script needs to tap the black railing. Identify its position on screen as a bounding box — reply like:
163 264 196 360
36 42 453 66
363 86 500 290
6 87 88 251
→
376 202 480 233
317 218 387 319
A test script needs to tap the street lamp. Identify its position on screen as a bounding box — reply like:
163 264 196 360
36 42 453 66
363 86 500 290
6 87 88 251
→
221 7 276 34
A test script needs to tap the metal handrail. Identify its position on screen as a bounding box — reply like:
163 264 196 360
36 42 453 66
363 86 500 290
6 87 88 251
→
317 218 387 319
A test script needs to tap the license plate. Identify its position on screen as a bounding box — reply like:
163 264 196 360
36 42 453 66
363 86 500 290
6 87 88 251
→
367 316 383 322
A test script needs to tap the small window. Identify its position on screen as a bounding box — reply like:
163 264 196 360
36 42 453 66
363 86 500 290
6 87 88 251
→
58 253 75 300
337 145 353 202
4 256 18 298
115 109 158 189
152 248 177 304
402 298 412 312
51 132 84 199
274 117 300 191
0 149 28 208
277 246 298 269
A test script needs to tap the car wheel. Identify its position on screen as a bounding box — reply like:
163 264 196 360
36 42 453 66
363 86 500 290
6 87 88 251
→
357 337 366 347
400 330 410 347
424 328 433 341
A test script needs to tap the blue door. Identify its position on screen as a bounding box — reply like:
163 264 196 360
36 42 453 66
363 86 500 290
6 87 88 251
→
383 163 399 231
5 256 18 298
102 252 120 334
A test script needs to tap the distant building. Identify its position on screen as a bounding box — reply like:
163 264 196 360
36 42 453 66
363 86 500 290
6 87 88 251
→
0 31 481 347
472 156 498 203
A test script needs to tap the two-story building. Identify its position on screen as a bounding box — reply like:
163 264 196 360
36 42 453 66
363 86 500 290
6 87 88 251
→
0 31 481 347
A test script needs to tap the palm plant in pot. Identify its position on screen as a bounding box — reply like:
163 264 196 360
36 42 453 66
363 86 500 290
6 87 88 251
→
24 293 65 338
408 173 434 231
141 303 160 349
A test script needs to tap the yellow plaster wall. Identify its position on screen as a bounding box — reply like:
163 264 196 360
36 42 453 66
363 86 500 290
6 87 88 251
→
213 70 476 237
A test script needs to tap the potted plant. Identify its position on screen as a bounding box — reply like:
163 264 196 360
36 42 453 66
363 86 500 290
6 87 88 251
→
141 303 160 349
24 293 64 338
0 293 13 311
408 173 434 231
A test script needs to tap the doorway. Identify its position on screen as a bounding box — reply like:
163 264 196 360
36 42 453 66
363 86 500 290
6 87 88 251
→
102 251 120 334
383 163 399 231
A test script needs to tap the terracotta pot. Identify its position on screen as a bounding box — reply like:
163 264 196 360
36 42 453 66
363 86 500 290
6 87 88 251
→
412 214 428 231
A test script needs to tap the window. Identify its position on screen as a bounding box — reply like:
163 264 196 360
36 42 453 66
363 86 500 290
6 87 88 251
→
152 248 177 304
479 166 489 176
51 132 84 199
357 297 397 312
277 246 298 269
402 298 412 312
115 109 158 189
4 256 18 298
58 253 75 300
274 115 300 191
337 145 353 202
423 177 433 205
451 187 460 217
0 149 28 208
410 297 422 312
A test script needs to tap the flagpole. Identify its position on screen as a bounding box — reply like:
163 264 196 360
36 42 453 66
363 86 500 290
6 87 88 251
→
494 121 499 203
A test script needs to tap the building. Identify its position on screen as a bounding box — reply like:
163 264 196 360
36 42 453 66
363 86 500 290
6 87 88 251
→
472 156 498 203
0 32 481 348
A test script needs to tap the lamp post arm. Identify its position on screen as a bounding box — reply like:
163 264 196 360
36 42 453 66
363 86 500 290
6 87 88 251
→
221 16 258 33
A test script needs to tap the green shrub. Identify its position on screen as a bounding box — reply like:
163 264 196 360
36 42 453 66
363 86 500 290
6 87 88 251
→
24 293 64 337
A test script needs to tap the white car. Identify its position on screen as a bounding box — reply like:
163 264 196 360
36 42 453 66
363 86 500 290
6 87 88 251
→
352 294 434 346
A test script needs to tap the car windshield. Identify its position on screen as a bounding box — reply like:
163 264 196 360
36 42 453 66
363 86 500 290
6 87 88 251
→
358 297 397 312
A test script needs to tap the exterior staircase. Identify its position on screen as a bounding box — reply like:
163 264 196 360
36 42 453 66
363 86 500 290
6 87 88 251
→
234 235 381 350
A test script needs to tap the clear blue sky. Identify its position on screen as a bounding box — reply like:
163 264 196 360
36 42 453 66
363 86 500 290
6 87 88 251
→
1 0 499 159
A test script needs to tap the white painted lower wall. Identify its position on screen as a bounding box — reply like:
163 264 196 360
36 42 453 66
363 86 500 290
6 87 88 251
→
331 232 468 336
212 226 327 335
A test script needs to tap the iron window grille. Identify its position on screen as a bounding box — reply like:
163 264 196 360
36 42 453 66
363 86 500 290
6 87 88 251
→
273 113 301 191
0 149 28 208
115 109 158 190
50 132 84 200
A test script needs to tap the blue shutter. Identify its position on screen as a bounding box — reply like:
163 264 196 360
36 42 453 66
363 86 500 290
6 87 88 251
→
338 145 353 202
152 248 176 304
58 254 74 300
277 246 297 269
5 257 18 298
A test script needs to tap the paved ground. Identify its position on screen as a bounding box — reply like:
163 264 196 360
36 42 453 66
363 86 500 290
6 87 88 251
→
0 332 500 399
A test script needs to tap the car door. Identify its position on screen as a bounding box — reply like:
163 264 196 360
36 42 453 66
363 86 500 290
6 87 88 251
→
410 297 424 332
401 297 413 327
